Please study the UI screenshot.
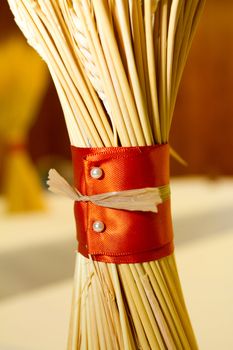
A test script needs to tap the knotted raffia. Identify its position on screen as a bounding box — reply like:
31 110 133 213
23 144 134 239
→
47 168 171 213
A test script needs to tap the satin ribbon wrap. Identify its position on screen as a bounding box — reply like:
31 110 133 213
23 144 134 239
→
71 144 174 264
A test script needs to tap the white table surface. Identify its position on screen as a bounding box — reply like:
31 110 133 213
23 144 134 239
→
0 178 233 350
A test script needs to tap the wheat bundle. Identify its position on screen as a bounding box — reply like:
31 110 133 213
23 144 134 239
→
8 0 205 349
0 36 48 212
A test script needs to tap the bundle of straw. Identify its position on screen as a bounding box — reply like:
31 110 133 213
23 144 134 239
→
0 35 48 212
8 1 205 348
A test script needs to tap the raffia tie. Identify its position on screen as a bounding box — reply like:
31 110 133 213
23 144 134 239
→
47 169 170 213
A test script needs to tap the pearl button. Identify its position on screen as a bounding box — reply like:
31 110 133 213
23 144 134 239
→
93 220 105 233
90 167 103 179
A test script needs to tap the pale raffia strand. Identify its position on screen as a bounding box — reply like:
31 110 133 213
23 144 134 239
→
47 168 170 213
8 1 206 349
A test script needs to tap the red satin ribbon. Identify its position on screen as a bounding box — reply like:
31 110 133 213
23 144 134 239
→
71 144 174 264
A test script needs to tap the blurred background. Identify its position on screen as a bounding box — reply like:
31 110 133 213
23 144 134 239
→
0 1 233 350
